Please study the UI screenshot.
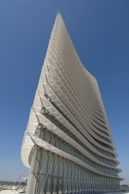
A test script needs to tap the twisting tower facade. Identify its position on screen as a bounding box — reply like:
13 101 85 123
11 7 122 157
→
21 13 123 194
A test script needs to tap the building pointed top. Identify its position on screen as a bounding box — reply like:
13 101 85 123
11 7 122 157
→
57 10 60 15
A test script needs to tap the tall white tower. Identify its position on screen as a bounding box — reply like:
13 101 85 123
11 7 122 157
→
21 13 123 194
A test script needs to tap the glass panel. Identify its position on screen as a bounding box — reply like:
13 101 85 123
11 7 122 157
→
41 151 48 174
53 156 59 176
46 176 52 194
53 177 58 194
59 159 63 177
64 162 67 177
66 179 69 194
48 153 54 176
62 178 66 194
59 178 63 194
37 174 45 194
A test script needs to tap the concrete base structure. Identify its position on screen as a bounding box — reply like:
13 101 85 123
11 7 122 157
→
21 13 123 194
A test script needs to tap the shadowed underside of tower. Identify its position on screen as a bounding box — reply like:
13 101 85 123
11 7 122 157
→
21 13 123 194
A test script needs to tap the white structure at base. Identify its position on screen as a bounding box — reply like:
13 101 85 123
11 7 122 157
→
21 13 123 194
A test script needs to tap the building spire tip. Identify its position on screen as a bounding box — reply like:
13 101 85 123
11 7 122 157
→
57 10 60 15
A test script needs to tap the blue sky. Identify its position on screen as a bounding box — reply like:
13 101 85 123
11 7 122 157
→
0 0 129 184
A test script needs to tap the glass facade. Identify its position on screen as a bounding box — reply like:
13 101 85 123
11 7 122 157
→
26 148 120 194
